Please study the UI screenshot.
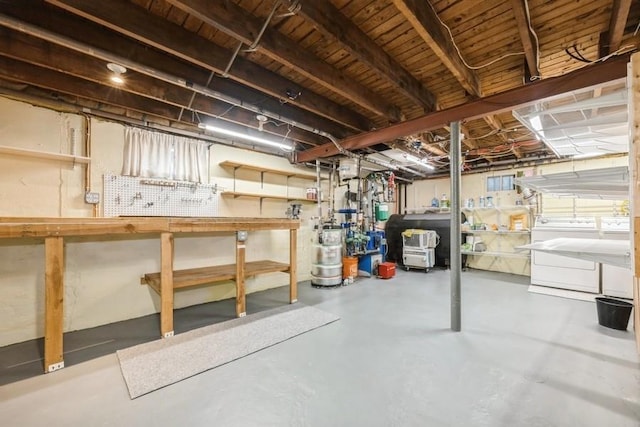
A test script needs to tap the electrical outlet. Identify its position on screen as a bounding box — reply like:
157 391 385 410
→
84 191 100 204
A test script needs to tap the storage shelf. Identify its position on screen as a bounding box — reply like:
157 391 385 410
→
462 230 530 235
222 191 322 203
0 145 90 164
219 160 318 181
462 250 530 259
515 166 629 200
462 205 531 213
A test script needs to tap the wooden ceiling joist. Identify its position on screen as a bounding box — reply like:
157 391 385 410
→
484 114 522 158
43 0 373 132
295 52 631 162
165 0 402 122
288 0 436 111
0 3 354 139
0 52 322 147
0 57 184 120
606 0 633 54
393 0 481 97
510 0 540 79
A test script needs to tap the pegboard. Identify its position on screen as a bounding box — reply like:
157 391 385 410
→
103 174 219 217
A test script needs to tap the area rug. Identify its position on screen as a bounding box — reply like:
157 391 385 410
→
117 304 340 398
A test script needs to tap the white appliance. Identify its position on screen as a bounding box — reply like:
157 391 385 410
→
402 229 438 271
403 250 436 271
531 217 600 293
600 216 633 299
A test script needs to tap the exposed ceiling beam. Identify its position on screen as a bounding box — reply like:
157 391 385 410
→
165 0 402 121
606 0 633 54
393 0 481 97
0 57 185 120
42 0 373 131
0 48 326 146
484 114 522 158
510 0 540 79
461 124 478 150
295 52 631 162
0 27 324 146
0 4 352 139
288 0 436 111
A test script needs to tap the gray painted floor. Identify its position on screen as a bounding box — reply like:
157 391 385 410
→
1 269 639 426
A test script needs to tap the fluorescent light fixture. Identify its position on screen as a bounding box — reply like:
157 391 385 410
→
198 123 293 151
404 153 435 170
364 156 398 170
572 152 602 159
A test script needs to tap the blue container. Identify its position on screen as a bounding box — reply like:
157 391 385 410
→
366 230 385 251
358 253 383 275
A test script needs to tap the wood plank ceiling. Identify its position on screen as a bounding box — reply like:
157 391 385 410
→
0 0 637 178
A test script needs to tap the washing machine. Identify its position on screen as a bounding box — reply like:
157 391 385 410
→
600 216 633 299
531 216 600 293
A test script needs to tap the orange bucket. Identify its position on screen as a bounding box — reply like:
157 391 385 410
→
342 256 358 279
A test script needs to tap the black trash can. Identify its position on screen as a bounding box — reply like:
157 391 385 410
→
595 297 633 331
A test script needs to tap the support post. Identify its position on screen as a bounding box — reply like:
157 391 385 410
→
630 52 640 353
44 236 65 372
160 232 174 337
290 228 298 303
450 121 462 332
235 231 247 317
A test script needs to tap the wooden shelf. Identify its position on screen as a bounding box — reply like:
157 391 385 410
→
141 260 290 294
463 230 530 235
0 145 90 164
462 250 530 259
462 205 531 213
222 191 322 203
219 160 318 180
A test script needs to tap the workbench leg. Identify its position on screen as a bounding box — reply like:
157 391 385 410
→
44 237 65 373
160 232 174 338
289 229 298 303
235 233 246 317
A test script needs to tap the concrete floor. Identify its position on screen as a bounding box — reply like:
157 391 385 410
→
1 269 639 426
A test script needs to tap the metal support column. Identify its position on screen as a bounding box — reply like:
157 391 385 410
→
450 121 462 332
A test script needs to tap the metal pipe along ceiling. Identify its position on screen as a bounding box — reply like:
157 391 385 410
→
0 14 340 148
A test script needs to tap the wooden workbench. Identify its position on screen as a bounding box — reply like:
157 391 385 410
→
0 217 300 373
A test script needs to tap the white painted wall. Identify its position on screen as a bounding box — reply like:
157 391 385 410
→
0 97 318 346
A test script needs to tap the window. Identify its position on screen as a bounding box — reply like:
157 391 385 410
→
122 127 210 183
487 174 515 192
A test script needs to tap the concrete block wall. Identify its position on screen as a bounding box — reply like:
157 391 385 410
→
0 97 319 346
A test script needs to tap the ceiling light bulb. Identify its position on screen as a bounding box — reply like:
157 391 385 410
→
106 63 127 74
106 63 127 85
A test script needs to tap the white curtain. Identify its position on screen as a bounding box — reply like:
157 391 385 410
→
122 127 209 183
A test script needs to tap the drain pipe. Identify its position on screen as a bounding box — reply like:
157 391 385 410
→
0 14 339 148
